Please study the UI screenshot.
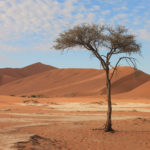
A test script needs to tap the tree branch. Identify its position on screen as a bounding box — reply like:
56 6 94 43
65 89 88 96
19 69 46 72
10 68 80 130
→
93 50 107 70
86 43 107 70
110 56 137 81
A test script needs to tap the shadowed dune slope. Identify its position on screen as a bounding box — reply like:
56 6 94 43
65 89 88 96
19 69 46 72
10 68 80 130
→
117 81 150 99
0 62 56 85
101 69 150 95
0 66 149 98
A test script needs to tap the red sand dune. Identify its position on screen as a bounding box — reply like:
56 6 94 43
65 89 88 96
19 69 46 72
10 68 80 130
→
0 62 56 85
0 68 104 96
0 63 149 98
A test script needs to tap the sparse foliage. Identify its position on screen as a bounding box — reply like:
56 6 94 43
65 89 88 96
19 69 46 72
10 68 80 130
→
53 24 141 132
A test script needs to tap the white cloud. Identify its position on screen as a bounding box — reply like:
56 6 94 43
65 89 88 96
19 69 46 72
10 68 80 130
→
101 10 110 15
98 18 105 24
90 5 100 11
0 0 150 52
136 29 150 42
0 0 78 40
111 13 128 21
133 17 141 25
0 54 19 65
30 43 52 51
0 0 101 43
0 42 20 51
114 6 128 11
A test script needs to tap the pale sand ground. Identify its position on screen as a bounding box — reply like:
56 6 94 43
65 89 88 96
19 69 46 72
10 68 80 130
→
0 96 150 150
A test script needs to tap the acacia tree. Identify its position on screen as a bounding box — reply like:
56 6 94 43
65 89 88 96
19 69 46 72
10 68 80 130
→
53 24 141 132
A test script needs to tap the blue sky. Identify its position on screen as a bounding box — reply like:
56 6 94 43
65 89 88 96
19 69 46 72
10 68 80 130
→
0 0 150 74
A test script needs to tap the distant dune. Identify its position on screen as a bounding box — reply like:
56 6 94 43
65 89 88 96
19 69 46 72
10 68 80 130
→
0 63 149 98
0 62 56 85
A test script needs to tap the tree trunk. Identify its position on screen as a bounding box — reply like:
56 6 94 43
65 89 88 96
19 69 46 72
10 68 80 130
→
104 68 113 132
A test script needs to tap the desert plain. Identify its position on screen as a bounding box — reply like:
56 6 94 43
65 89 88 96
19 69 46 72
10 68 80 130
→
0 63 150 150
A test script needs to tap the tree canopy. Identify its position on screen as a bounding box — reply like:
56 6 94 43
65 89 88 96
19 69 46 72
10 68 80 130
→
53 24 140 72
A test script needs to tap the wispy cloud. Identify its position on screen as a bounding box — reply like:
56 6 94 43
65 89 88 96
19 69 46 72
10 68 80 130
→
136 29 150 42
0 0 150 52
0 42 20 52
101 10 110 16
0 0 102 48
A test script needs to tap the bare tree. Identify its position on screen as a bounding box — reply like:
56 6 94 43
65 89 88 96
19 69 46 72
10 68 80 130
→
53 24 141 132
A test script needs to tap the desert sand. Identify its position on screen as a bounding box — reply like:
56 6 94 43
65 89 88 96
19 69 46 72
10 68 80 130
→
0 96 150 150
0 63 150 150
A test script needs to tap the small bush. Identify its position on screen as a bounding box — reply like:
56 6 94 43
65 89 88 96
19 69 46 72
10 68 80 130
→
64 93 76 97
21 95 26 97
30 95 37 98
23 100 39 104
29 94 44 98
